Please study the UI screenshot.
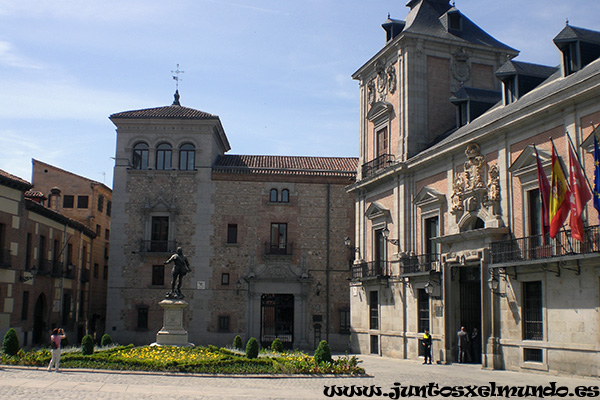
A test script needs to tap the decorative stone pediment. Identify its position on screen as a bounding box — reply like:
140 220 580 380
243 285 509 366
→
450 143 503 232
367 101 394 122
251 261 303 281
414 187 445 208
365 202 391 220
143 196 177 213
508 145 550 178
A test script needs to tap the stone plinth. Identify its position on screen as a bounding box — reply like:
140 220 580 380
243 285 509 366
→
154 299 191 346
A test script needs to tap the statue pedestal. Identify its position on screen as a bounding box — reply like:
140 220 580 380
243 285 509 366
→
154 299 192 346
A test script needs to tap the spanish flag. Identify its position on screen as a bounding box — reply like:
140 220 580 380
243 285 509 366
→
549 145 571 238
568 143 591 242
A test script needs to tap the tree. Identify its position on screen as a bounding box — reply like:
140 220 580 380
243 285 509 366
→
245 337 259 359
314 340 332 364
2 328 20 356
81 334 94 355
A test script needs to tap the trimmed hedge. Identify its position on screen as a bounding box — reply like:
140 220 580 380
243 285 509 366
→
81 335 94 355
245 337 259 359
314 340 332 364
100 334 113 347
2 328 20 356
270 338 283 353
233 335 243 350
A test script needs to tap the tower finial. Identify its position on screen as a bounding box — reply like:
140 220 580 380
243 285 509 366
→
171 63 185 91
565 18 569 26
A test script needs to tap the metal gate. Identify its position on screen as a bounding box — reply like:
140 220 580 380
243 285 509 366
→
459 266 481 363
261 294 294 349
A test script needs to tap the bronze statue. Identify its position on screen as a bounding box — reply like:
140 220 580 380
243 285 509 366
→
164 247 191 299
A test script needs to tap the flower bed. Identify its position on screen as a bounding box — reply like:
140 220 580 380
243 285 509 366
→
1 345 364 375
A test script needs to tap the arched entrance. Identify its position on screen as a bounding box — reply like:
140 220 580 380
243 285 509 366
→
33 293 47 345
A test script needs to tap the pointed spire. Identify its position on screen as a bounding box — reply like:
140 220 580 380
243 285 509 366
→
172 90 181 106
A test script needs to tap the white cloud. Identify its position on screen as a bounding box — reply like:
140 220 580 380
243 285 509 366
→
0 40 44 69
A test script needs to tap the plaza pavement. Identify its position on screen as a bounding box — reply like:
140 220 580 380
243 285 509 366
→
0 355 597 399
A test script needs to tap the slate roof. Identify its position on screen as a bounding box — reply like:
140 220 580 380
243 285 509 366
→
400 0 516 52
413 56 600 163
0 169 32 191
554 25 600 46
213 155 358 178
110 105 218 120
495 60 559 79
450 87 501 104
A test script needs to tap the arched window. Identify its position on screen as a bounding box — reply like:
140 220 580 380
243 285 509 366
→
281 189 290 203
270 189 278 202
179 143 195 170
156 143 172 170
132 142 149 170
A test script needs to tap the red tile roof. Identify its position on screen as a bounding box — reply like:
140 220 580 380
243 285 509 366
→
110 105 218 120
0 169 32 190
213 155 358 178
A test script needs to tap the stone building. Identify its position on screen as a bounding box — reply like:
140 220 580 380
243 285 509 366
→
106 92 357 350
0 169 96 346
347 0 600 377
31 159 112 341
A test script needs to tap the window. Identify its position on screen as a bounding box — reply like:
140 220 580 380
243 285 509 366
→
156 143 172 170
38 235 46 269
179 143 195 170
418 289 430 333
218 315 230 332
96 224 101 236
524 348 543 362
137 306 148 330
448 11 462 31
132 142 149 170
53 239 60 263
151 216 169 252
376 127 388 158
269 223 288 254
98 195 104 212
281 189 290 203
67 243 73 265
227 224 238 244
270 189 278 202
339 308 350 334
21 291 29 320
105 229 110 240
77 195 89 209
106 201 112 217
103 265 108 280
94 263 99 279
221 273 230 285
104 245 109 260
523 281 543 340
369 290 379 330
152 265 164 286
63 195 74 208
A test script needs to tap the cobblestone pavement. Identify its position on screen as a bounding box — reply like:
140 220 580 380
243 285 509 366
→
0 356 598 399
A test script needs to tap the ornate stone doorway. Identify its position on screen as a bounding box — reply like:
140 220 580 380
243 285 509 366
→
459 266 481 364
260 293 294 349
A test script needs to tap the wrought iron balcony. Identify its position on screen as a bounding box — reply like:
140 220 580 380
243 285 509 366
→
264 242 293 256
140 240 177 253
489 225 600 264
361 154 396 178
399 253 439 275
36 259 54 276
352 261 390 279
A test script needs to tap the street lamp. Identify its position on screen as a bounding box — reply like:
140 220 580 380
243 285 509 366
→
381 227 399 246
424 281 434 295
316 281 323 296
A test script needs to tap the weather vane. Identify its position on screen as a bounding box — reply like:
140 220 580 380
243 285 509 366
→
171 64 185 91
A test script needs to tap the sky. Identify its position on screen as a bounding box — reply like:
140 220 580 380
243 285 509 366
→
1 0 598 187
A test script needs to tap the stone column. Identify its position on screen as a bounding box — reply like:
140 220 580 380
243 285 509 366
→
154 299 191 346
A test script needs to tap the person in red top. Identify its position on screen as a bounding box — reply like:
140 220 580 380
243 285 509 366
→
47 328 66 372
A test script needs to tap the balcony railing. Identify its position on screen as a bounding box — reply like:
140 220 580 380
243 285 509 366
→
490 225 600 264
399 253 439 275
352 261 390 279
361 154 396 178
264 242 293 256
140 240 177 253
36 259 54 276
0 248 11 268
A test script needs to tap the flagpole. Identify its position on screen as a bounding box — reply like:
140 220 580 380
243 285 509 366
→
565 130 594 193
549 137 574 254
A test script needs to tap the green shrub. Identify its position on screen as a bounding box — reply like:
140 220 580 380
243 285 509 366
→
81 334 94 355
100 334 113 347
271 338 283 353
245 337 259 359
2 328 20 356
233 335 243 350
314 340 332 364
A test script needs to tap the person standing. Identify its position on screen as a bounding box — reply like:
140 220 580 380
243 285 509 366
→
47 328 66 372
457 326 470 363
422 330 432 364
470 328 481 363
